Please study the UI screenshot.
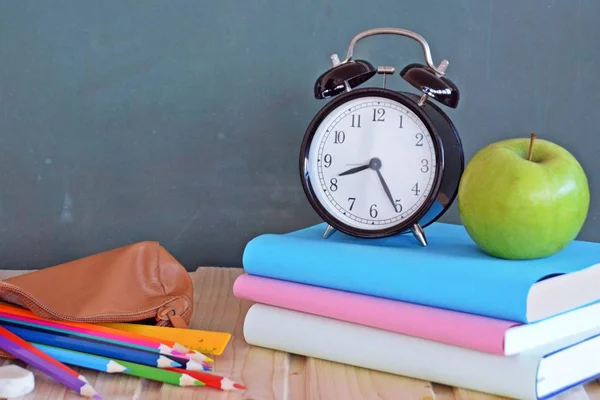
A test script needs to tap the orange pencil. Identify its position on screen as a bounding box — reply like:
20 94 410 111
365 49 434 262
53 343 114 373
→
0 303 213 364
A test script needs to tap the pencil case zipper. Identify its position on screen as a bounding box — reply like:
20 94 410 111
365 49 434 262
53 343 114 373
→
0 282 188 328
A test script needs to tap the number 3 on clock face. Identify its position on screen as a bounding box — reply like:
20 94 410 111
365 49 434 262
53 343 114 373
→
300 89 445 237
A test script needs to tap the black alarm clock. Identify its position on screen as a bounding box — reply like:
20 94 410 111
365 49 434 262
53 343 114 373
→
299 28 464 246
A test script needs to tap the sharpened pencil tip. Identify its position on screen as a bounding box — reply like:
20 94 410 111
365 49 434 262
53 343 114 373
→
189 353 214 364
80 383 101 398
172 342 190 353
157 355 182 368
170 349 186 357
189 350 214 363
220 378 246 391
158 344 175 353
107 360 129 373
184 359 205 371
180 374 204 387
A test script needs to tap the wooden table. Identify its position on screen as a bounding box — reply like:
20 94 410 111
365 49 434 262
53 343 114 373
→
2 267 600 400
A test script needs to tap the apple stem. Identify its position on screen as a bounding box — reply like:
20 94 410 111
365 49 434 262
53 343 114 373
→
527 133 536 161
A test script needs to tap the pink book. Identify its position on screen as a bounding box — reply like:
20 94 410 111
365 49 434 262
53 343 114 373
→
233 273 600 355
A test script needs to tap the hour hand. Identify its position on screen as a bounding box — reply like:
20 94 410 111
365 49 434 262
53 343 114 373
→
338 164 370 176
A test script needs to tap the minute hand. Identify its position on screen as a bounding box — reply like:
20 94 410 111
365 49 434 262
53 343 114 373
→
375 169 398 212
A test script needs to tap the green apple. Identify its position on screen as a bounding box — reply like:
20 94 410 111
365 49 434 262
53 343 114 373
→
457 135 590 260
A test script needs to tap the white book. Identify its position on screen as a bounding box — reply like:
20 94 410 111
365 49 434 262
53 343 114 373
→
243 304 600 400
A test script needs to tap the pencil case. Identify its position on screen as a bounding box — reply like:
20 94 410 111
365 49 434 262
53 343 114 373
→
0 241 194 330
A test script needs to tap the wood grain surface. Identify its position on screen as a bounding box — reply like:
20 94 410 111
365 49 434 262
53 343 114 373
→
1 267 599 400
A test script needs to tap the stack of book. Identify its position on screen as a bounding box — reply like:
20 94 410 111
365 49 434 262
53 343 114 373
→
234 222 600 400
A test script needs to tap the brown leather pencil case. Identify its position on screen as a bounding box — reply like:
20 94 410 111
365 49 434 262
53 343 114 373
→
0 241 194 329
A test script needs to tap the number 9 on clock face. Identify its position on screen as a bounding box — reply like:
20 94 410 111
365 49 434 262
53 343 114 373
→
300 89 444 237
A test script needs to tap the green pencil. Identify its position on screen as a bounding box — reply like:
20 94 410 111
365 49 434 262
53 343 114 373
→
117 359 205 387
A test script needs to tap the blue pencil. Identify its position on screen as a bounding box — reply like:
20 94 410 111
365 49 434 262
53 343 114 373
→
33 343 129 374
0 323 181 369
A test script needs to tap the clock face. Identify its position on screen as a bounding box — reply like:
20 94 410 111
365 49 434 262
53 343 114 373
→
304 94 439 232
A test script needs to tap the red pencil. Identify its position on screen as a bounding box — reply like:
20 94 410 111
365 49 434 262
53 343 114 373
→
166 367 245 391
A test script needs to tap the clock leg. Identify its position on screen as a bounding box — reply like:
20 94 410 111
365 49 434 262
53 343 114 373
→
322 224 337 239
411 224 428 247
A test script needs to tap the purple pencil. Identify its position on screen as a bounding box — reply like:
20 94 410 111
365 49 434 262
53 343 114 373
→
0 326 101 398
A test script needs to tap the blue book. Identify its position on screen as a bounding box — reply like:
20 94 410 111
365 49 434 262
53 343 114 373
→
242 222 600 323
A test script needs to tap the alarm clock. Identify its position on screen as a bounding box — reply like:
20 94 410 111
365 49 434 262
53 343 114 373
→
299 28 464 246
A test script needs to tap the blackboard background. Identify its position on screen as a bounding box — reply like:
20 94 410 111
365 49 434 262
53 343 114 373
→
0 1 598 270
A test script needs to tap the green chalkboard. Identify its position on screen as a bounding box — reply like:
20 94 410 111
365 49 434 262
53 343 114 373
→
0 0 598 269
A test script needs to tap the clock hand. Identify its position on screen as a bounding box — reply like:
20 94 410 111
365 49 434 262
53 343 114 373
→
375 169 398 212
338 164 370 176
339 157 398 212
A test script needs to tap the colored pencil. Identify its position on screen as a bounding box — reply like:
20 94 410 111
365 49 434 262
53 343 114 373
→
0 317 90 383
31 343 204 387
0 326 101 398
0 303 213 363
117 359 204 387
167 367 246 391
0 313 164 354
0 311 188 358
101 322 217 362
33 343 129 374
0 312 212 371
162 353 212 371
0 323 181 369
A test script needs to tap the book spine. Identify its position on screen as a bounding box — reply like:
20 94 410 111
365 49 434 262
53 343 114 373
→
243 304 538 400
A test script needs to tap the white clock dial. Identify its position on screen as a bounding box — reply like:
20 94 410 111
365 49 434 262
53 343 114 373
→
306 95 437 231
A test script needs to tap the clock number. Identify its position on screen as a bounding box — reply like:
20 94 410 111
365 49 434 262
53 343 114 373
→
412 183 420 196
399 115 403 128
324 154 332 168
334 130 345 144
421 159 429 173
395 199 403 213
369 204 378 218
329 178 338 192
372 108 385 122
351 114 361 128
415 133 424 146
348 197 356 211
